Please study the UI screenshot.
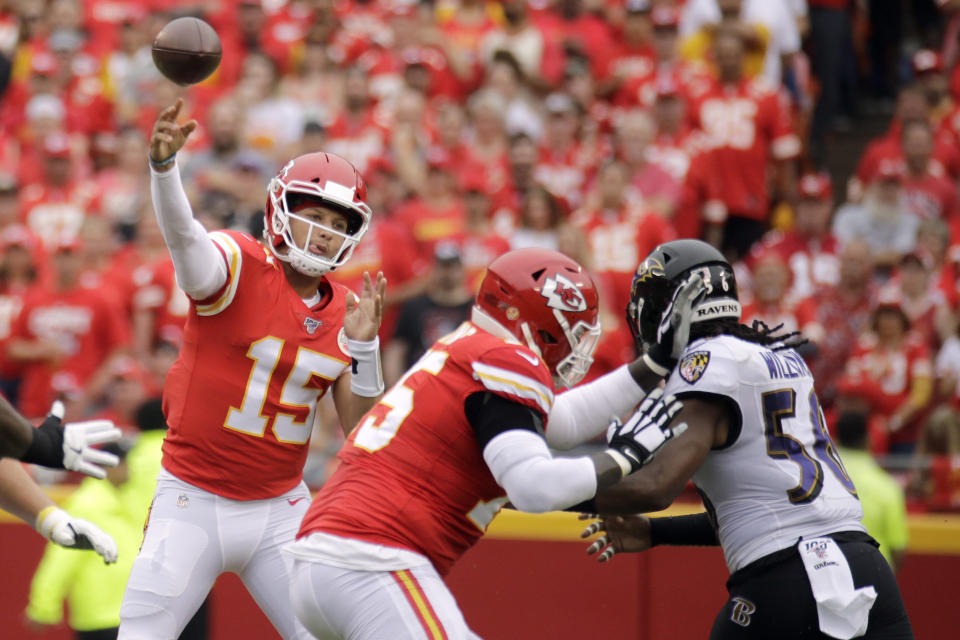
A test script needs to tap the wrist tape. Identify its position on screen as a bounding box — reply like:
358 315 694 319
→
347 336 385 397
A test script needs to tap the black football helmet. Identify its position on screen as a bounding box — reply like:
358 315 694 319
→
626 239 741 351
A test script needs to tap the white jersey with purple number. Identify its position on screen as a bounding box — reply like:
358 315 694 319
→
664 335 865 573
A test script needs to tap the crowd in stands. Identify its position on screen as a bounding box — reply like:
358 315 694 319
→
1 0 960 510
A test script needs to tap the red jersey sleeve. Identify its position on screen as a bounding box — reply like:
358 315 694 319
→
470 344 555 421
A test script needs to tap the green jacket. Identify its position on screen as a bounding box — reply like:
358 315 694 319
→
26 478 140 631
839 448 909 566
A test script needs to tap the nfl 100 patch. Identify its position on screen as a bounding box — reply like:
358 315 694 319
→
679 350 710 383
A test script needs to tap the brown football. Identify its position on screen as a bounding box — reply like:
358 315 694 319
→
151 17 222 86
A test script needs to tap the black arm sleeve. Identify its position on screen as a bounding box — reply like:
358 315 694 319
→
20 415 65 468
649 512 720 547
464 391 543 451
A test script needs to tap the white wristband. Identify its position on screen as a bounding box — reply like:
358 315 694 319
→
605 449 634 478
347 336 385 397
35 506 68 541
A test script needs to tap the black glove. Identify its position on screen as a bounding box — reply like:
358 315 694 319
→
606 388 685 476
642 272 707 376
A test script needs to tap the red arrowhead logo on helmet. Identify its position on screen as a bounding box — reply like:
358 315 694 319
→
542 273 586 312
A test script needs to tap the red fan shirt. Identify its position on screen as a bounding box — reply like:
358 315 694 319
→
10 283 128 417
688 77 800 221
298 321 555 575
161 231 353 500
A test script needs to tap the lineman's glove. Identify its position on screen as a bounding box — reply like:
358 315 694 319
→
35 506 118 564
23 401 121 479
605 388 686 476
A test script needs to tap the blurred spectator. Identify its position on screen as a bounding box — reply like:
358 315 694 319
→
911 49 952 129
833 163 919 271
278 26 345 129
382 243 474 386
679 0 775 82
851 85 960 198
0 223 43 404
510 184 566 252
480 0 547 86
458 174 510 292
834 411 909 572
481 48 543 139
6 239 128 418
25 439 136 639
749 171 841 300
615 108 680 217
596 0 655 104
324 65 387 174
879 252 952 350
490 131 541 235
534 91 595 209
130 212 189 359
464 89 510 192
105 12 158 126
740 250 823 346
808 240 876 409
692 0 802 84
181 97 269 192
394 148 466 256
233 52 306 161
687 27 799 259
19 132 100 251
906 406 960 510
571 159 675 319
436 0 503 69
840 295 933 455
899 118 960 221
647 76 706 184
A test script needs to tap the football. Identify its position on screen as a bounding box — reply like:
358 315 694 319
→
151 17 222 86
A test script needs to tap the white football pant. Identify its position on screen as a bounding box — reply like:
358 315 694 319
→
290 559 483 639
119 469 313 639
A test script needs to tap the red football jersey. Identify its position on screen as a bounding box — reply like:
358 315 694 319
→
298 321 555 575
161 231 352 500
688 77 800 220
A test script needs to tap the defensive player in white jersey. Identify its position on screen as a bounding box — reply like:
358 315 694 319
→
583 239 914 639
118 100 386 639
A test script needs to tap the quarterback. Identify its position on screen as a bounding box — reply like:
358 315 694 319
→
584 239 913 639
287 248 702 639
118 100 386 640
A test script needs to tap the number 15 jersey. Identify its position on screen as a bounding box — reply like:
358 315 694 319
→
162 230 352 500
664 335 865 573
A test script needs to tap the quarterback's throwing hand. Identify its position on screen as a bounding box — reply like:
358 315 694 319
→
149 98 197 166
344 271 386 342
579 513 653 563
606 388 685 475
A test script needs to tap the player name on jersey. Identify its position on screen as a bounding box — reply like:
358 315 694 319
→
760 349 812 381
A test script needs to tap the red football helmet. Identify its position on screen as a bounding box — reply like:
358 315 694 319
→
263 152 372 276
476 248 601 388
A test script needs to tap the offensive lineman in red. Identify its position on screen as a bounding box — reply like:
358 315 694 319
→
289 248 703 638
119 100 386 640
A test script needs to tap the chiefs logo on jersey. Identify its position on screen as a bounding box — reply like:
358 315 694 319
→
541 273 587 312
